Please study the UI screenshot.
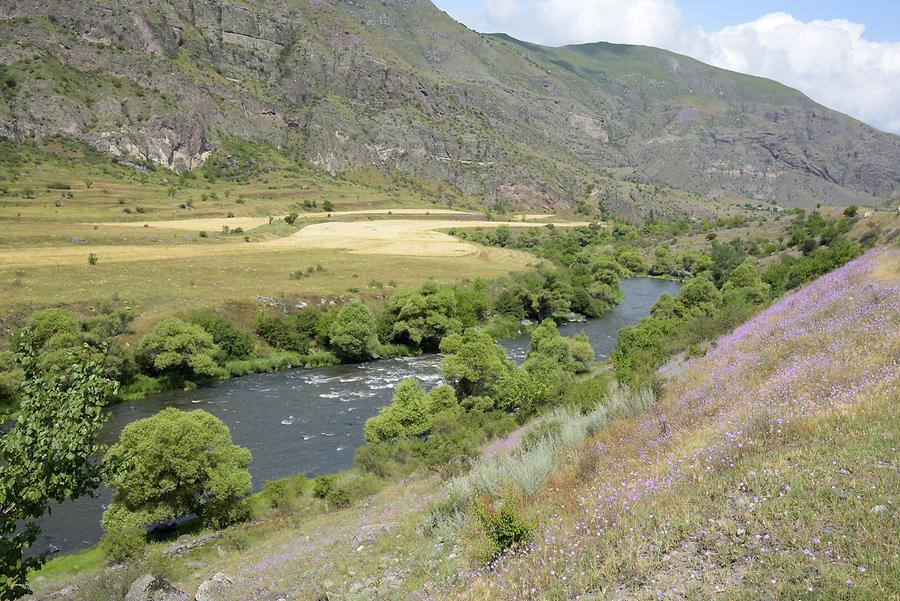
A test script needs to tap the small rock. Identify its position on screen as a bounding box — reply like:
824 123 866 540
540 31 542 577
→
831 487 850 500
195 572 233 601
871 505 888 515
125 575 188 601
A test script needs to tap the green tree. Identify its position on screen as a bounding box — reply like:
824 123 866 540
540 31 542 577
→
674 277 722 319
526 319 573 370
21 307 78 351
568 332 595 373
17 308 81 376
721 263 770 307
613 246 647 273
328 300 379 362
384 282 463 350
439 329 510 399
649 245 675 275
650 292 679 319
188 311 254 361
363 380 460 443
137 318 221 380
453 280 491 327
0 344 113 598
102 408 252 553
494 366 552 415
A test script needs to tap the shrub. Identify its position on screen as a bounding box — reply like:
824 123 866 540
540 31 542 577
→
363 380 461 443
99 506 147 563
383 282 463 351
284 212 299 225
328 300 379 362
843 205 858 218
439 329 510 399
102 408 252 536
259 475 306 512
312 474 336 499
476 502 534 560
322 200 334 212
187 311 254 361
256 311 319 354
137 318 221 381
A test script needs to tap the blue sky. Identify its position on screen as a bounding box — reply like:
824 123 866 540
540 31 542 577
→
431 1 900 133
435 1 900 42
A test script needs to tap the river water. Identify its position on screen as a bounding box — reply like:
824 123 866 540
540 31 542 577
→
35 278 680 554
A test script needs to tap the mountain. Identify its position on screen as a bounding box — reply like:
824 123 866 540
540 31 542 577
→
1 0 899 210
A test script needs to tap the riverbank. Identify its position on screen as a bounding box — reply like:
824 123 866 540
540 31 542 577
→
30 251 898 600
30 278 680 559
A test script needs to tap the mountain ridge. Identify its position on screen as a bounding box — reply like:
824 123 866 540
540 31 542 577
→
1 0 898 209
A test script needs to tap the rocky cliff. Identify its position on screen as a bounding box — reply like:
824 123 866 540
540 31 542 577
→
1 0 898 208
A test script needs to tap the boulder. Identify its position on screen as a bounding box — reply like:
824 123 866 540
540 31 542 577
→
124 575 188 601
194 572 234 601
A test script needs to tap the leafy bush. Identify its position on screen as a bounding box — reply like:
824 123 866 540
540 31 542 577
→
328 300 379 362
256 310 322 354
258 474 307 513
103 408 252 538
476 502 534 560
187 311 254 361
99 506 147 563
363 379 461 443
439 329 510 399
136 318 221 381
382 282 463 351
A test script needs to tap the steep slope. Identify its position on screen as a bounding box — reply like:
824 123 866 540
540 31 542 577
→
1 0 899 209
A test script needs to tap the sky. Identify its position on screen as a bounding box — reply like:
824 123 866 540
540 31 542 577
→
433 0 900 134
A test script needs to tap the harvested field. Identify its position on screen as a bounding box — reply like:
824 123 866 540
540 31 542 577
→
272 219 590 256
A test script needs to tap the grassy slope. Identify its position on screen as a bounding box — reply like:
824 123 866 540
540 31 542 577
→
0 139 544 337
458 248 899 599
32 248 898 600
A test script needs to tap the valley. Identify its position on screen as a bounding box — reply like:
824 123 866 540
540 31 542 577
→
0 2 897 600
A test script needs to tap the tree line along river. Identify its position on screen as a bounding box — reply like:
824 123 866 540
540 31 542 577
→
36 277 681 554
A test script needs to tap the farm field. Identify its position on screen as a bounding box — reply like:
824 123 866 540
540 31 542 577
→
0 140 578 337
0 215 569 335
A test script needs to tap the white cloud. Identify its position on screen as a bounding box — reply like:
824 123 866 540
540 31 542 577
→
458 0 900 134
705 13 900 134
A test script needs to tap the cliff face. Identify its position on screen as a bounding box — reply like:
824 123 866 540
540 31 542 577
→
1 0 898 208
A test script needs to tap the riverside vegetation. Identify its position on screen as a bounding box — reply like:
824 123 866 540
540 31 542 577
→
9 203 889 600
2 1 899 596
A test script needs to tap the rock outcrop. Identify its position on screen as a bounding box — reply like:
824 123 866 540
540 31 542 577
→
124 575 189 601
1 0 898 208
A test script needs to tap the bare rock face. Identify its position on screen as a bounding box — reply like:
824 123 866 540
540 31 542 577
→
0 0 898 208
124 575 189 601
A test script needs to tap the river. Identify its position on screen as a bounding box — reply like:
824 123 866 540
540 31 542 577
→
35 277 680 555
